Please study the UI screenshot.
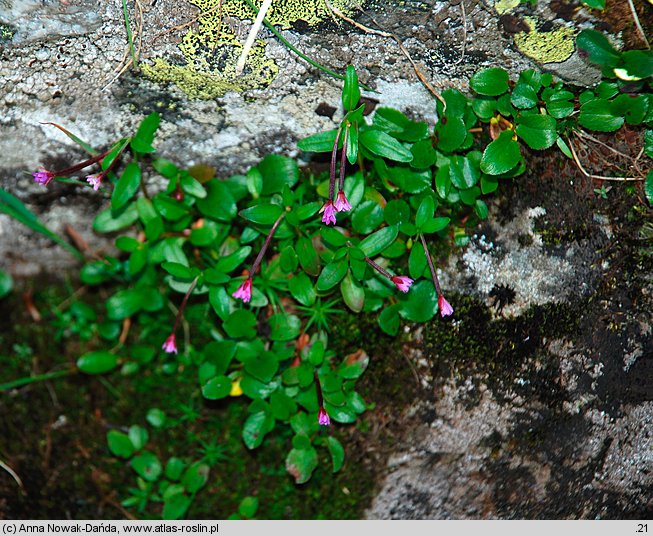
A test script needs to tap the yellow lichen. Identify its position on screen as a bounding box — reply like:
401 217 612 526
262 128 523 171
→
494 0 521 16
142 0 356 98
513 17 575 64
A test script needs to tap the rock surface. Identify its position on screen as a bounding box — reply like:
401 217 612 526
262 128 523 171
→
0 0 600 276
367 171 653 519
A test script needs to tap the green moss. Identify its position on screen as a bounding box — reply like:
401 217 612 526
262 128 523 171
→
422 295 583 406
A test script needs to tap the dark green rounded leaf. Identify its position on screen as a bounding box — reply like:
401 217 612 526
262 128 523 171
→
181 462 210 493
480 131 522 175
286 447 318 484
579 99 625 132
202 375 232 400
516 114 558 150
397 280 438 322
131 451 162 482
163 493 191 521
107 430 135 459
470 68 509 96
77 351 119 375
359 225 399 257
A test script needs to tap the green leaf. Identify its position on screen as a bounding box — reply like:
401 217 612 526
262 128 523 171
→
516 114 558 149
288 272 316 306
239 203 283 225
224 309 257 339
480 131 522 175
280 245 299 273
165 457 186 481
577 29 620 68
475 199 489 219
107 430 135 459
449 154 481 189
259 155 299 196
359 225 399 257
128 425 148 451
436 116 467 153
146 408 166 428
545 90 575 119
644 130 653 159
340 271 365 312
131 451 162 482
243 411 270 449
645 170 653 206
326 437 345 473
130 112 160 154
316 258 349 291
378 304 400 335
408 244 427 279
579 99 625 132
581 0 605 8
111 162 141 212
181 462 210 493
415 197 434 229
215 246 252 273
77 351 119 375
360 130 413 162
269 314 301 341
202 375 231 400
162 262 193 279
196 180 237 222
422 216 450 234
180 173 207 198
611 94 649 126
152 195 187 221
410 139 437 169
296 237 320 276
470 68 509 96
511 81 538 109
342 65 361 112
0 270 13 299
297 129 339 153
238 496 259 519
351 200 384 234
246 168 263 198
286 447 318 484
163 494 191 521
397 280 438 322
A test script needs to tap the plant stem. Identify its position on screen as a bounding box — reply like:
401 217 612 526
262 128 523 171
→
236 0 275 75
250 211 286 275
0 369 74 392
329 128 342 200
420 233 442 295
364 256 392 279
338 126 348 192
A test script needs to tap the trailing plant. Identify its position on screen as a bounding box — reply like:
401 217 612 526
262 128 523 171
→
4 32 652 516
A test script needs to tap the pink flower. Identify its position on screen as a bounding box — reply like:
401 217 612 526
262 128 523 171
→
86 174 102 191
33 170 55 186
391 275 413 293
318 407 330 426
438 294 453 317
232 278 253 303
319 200 337 225
334 190 352 212
162 333 178 354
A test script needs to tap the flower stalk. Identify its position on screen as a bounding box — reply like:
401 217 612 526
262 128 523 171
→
364 256 413 293
233 211 286 303
419 233 453 317
315 372 330 426
162 276 199 353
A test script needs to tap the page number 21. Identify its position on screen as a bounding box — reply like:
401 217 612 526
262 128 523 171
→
637 524 648 533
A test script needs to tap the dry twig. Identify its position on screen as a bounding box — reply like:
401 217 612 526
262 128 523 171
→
566 136 645 182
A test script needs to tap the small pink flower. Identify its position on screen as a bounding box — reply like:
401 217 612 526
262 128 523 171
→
318 407 330 426
391 275 413 293
162 333 178 354
438 294 454 317
232 278 253 303
334 190 352 212
86 174 102 191
33 169 55 186
319 200 337 225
